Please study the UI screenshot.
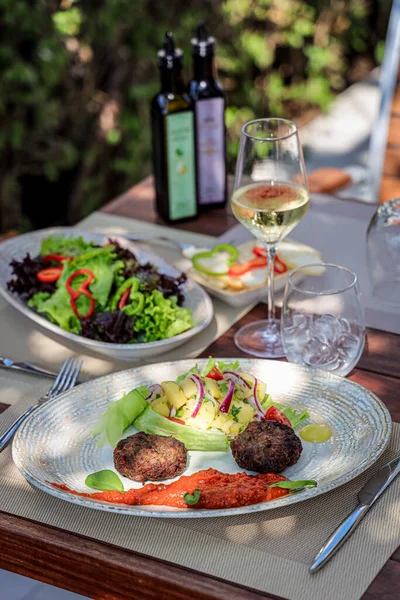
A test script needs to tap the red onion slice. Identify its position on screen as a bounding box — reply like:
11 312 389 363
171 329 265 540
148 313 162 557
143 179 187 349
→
190 374 205 418
223 371 251 393
219 380 235 414
169 405 177 418
146 383 163 402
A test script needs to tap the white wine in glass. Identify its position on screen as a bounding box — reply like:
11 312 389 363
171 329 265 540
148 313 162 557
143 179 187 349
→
231 118 309 357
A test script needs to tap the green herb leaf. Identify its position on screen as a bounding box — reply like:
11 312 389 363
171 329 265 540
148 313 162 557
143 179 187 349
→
85 470 124 492
183 489 201 505
230 405 241 418
269 480 317 490
202 356 216 376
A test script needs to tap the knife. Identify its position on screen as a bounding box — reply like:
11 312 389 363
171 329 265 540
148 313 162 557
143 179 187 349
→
0 357 57 379
310 455 400 574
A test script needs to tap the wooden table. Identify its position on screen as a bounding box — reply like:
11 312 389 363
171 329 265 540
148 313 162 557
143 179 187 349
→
1 180 399 600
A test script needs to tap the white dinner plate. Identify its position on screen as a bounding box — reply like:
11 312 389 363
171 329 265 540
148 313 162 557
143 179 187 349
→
13 359 391 518
0 228 213 360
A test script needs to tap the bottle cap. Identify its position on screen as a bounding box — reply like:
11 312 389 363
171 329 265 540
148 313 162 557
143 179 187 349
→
191 21 216 57
158 32 183 69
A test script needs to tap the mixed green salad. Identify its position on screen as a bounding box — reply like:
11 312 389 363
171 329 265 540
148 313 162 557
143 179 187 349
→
7 234 193 344
92 357 310 450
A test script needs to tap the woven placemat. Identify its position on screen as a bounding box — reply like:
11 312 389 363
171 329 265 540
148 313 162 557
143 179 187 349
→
0 373 399 600
0 212 255 388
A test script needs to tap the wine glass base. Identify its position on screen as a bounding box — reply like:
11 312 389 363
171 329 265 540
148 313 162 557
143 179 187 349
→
234 319 285 358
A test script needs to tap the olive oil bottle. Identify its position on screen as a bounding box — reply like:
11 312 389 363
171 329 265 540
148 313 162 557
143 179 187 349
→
189 22 227 210
151 32 197 222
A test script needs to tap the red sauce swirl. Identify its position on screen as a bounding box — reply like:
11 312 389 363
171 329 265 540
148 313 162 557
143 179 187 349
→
52 468 289 509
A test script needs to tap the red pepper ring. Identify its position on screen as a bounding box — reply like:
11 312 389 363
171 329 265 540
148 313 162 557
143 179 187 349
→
43 254 73 263
119 287 131 310
66 269 96 319
36 267 63 282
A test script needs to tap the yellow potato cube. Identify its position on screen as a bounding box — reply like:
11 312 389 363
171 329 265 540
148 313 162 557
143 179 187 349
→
179 398 197 421
211 413 234 435
229 422 245 437
236 402 255 424
161 381 187 409
205 378 221 399
151 397 170 418
186 400 216 430
181 377 198 399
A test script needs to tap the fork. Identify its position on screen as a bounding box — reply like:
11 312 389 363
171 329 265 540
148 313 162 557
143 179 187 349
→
124 234 194 252
0 357 82 452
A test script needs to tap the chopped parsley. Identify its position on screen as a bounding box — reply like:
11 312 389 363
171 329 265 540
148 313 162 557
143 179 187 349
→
230 405 241 422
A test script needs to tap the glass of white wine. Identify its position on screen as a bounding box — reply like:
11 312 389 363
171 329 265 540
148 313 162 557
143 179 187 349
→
231 118 309 357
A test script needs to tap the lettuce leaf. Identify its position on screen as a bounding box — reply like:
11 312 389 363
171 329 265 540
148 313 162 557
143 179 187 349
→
202 356 215 376
217 359 240 373
92 386 149 446
176 365 199 385
134 404 229 451
133 290 192 342
262 395 310 430
31 286 81 333
40 235 95 257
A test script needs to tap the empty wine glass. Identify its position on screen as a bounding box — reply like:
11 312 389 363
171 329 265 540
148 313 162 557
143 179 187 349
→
366 198 400 305
281 264 365 376
231 118 309 357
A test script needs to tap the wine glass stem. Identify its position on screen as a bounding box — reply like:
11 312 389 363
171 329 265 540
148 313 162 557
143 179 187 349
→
264 243 277 322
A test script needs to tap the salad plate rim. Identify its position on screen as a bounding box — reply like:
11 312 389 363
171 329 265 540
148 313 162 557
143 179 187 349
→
12 358 392 518
0 227 214 351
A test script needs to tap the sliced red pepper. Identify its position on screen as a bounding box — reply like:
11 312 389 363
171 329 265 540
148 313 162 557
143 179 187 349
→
36 267 63 283
228 256 267 276
264 406 291 427
167 417 186 425
206 366 224 381
66 269 95 319
43 254 73 263
253 246 266 258
252 247 288 274
119 287 131 310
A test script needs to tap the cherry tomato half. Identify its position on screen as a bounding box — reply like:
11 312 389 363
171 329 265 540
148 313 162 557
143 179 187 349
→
206 366 224 381
264 406 291 427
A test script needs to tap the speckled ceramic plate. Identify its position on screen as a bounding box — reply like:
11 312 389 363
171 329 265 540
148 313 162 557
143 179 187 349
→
0 228 213 360
13 359 391 518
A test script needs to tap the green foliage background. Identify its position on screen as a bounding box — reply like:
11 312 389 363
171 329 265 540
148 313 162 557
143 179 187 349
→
0 0 391 231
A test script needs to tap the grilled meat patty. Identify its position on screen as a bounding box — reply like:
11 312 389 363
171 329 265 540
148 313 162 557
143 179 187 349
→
113 432 187 483
230 420 302 473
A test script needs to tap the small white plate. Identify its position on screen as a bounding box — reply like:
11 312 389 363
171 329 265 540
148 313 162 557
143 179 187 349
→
13 359 391 518
0 228 213 360
185 238 323 307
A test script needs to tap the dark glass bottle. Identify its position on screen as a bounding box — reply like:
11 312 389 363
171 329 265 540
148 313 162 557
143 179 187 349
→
189 22 227 210
151 32 197 222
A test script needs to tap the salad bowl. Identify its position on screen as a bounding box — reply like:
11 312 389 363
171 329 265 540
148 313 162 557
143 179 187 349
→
0 228 213 360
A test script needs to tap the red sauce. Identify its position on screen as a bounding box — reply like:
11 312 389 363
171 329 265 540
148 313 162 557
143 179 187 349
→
52 468 289 509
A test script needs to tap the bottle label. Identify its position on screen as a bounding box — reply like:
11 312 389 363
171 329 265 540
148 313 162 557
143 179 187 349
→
195 98 225 205
166 112 197 220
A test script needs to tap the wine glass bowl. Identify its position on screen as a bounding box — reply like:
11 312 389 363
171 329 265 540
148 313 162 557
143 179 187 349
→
231 118 309 358
281 264 365 376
